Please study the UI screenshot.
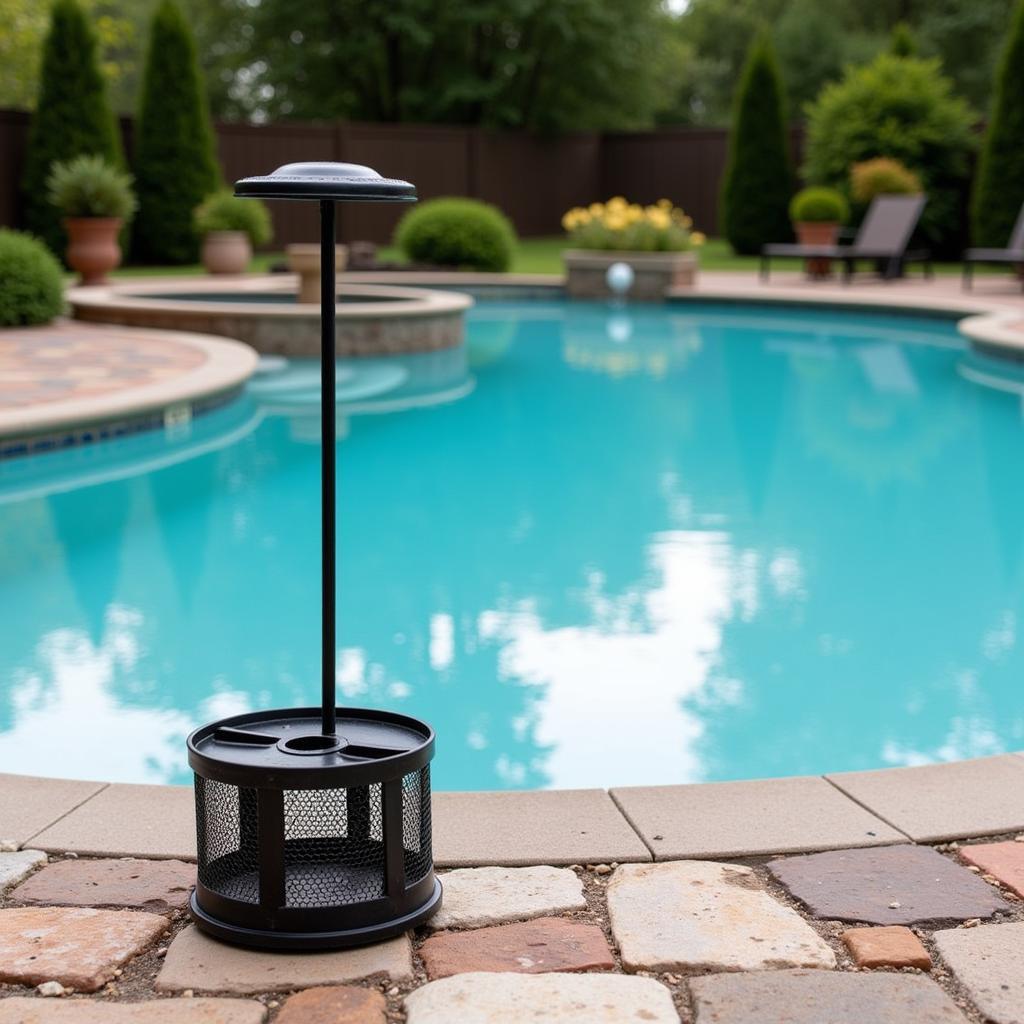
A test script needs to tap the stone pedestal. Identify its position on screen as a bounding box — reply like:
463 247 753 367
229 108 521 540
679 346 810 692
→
286 243 349 303
564 249 697 301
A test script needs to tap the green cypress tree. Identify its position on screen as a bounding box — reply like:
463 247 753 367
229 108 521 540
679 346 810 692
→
133 0 220 264
720 33 794 255
20 0 122 256
972 0 1024 247
889 23 917 58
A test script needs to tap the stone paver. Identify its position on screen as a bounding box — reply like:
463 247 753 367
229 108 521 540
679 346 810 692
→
606 860 835 973
827 756 1024 842
420 917 614 979
0 849 46 888
429 866 586 930
275 986 387 1024
31 784 196 860
155 925 412 994
0 774 105 847
690 969 968 1024
934 921 1024 1024
841 926 932 970
12 857 194 912
768 845 1010 925
0 906 166 992
611 776 906 859
433 790 649 867
404 972 680 1023
959 840 1024 898
0 998 266 1023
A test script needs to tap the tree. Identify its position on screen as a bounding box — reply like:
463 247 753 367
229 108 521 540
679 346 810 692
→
889 22 917 56
972 0 1024 247
19 0 122 255
720 33 793 255
133 0 219 264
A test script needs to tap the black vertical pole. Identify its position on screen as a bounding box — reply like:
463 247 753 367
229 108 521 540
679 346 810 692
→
320 199 337 737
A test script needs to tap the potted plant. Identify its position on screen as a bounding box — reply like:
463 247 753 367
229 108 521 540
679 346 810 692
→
849 157 922 206
46 154 137 285
194 189 272 274
788 187 849 278
562 197 704 300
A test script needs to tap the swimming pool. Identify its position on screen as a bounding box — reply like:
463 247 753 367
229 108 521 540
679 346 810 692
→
2 298 1023 790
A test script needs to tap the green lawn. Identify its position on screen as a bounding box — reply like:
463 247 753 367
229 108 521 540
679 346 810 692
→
110 236 981 279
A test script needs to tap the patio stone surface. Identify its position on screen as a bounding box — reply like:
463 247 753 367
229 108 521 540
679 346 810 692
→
31 784 196 860
610 776 906 859
768 845 1010 925
934 921 1024 1024
274 985 387 1024
689 969 968 1024
0 906 166 992
606 860 835 972
0 998 267 1023
404 972 680 1023
959 840 1024 898
841 926 932 970
0 849 47 888
419 917 614 979
432 790 649 867
155 925 413 994
0 774 105 847
11 857 194 912
826 756 1024 842
429 866 586 930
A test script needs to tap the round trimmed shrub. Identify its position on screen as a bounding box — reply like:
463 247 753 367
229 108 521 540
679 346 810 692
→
789 187 849 224
0 230 64 327
395 198 516 272
850 158 922 204
194 190 272 245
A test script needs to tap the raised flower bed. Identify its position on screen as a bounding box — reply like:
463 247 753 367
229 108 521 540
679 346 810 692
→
562 197 703 300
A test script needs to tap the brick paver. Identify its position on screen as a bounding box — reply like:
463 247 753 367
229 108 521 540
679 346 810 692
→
420 917 614 979
12 857 194 912
0 998 266 1023
841 926 932 970
274 986 387 1024
959 841 1024 898
606 860 835 972
768 845 1009 925
0 906 166 992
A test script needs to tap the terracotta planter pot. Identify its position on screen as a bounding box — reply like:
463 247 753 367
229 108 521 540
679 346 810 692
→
201 231 252 275
563 249 698 301
286 243 349 304
794 221 839 279
64 217 123 286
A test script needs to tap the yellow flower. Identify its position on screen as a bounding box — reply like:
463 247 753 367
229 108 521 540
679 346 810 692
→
690 231 706 246
605 213 628 231
607 196 628 211
657 198 673 210
589 202 605 217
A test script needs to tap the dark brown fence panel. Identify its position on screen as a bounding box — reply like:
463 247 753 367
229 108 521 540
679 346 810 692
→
0 109 31 230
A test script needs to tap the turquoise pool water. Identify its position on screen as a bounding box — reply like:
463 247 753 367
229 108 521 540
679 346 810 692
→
3 299 1024 790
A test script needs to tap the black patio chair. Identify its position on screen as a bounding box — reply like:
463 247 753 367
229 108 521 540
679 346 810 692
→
761 194 931 283
962 204 1024 290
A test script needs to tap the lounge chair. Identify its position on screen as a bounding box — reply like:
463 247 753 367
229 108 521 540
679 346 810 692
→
962 204 1024 290
761 194 931 283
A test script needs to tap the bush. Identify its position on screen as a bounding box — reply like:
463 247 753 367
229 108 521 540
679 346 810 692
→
395 198 516 272
850 158 922 204
972 0 1024 247
804 54 975 255
133 0 220 263
0 230 64 327
719 33 794 255
20 0 123 257
562 197 704 251
194 190 272 245
47 155 137 221
789 187 849 224
889 23 917 58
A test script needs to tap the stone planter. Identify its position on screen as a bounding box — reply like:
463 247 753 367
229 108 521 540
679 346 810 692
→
564 250 697 301
64 217 123 286
201 231 252 275
794 222 839 279
286 243 349 304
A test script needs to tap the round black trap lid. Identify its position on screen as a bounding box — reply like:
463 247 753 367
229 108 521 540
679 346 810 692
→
188 707 434 787
234 162 416 202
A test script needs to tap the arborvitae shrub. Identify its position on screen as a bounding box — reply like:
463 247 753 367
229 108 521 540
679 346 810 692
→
972 0 1024 247
719 33 793 255
20 0 122 257
133 0 220 264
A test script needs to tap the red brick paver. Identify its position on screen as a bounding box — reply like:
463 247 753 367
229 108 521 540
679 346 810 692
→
275 986 387 1024
959 841 1024 899
842 926 932 970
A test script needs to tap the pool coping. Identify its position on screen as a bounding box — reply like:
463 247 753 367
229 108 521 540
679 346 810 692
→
4 754 1024 865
